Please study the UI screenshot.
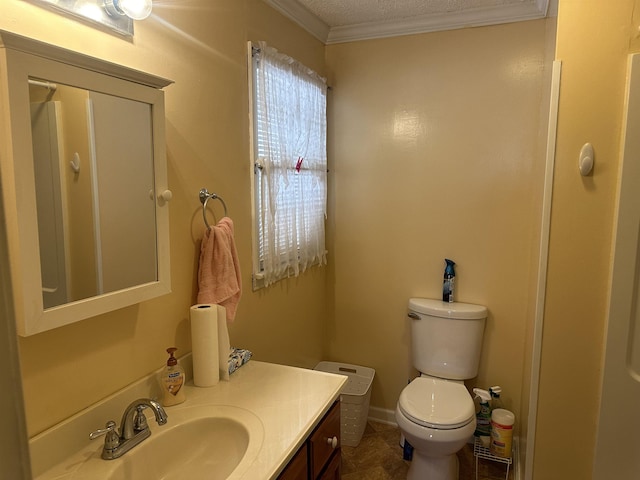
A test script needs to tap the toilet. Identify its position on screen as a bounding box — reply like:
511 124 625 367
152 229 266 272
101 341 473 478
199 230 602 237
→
396 298 487 480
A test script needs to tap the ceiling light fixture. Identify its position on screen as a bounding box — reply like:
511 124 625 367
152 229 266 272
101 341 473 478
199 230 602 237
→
104 0 153 21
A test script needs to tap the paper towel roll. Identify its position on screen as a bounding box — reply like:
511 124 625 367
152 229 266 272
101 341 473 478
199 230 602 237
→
217 306 231 381
190 304 220 387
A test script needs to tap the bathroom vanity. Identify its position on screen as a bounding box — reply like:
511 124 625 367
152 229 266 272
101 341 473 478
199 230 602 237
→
278 400 342 480
30 361 346 479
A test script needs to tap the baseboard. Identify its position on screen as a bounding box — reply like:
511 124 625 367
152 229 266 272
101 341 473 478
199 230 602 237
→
368 406 397 426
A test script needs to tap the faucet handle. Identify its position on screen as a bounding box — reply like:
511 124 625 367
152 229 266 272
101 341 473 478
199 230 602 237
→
90 420 116 439
90 421 120 450
133 405 149 432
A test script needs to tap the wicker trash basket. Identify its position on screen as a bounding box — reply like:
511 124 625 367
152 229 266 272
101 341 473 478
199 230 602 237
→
314 361 375 447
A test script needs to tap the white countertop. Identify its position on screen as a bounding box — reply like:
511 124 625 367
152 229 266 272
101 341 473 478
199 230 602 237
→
32 361 347 480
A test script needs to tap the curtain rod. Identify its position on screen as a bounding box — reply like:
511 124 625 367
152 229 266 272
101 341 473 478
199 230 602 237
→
250 42 332 91
28 79 57 91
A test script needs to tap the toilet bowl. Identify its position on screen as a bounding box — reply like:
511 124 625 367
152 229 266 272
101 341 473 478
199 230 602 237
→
395 376 476 480
398 298 487 480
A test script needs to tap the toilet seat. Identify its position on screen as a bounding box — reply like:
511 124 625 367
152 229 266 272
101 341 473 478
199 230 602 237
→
398 377 475 430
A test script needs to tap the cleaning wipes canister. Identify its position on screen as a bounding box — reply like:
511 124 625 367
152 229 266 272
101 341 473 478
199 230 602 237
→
490 408 515 458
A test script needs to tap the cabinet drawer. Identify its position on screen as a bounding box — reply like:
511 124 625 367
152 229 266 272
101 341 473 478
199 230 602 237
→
278 444 308 480
309 402 341 479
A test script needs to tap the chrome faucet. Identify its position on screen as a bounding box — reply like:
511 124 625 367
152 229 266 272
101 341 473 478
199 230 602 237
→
90 398 168 460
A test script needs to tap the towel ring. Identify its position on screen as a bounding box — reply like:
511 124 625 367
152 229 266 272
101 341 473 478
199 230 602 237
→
199 188 228 229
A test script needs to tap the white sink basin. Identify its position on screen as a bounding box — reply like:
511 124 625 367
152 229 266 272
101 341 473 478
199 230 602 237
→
71 405 264 480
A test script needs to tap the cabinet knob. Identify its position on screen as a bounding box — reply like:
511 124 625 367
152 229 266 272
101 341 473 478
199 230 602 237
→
326 436 338 449
159 189 173 201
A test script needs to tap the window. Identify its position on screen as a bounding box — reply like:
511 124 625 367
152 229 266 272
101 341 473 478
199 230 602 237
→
249 42 328 288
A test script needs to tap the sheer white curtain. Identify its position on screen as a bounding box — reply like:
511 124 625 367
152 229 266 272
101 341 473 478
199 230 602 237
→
253 42 327 287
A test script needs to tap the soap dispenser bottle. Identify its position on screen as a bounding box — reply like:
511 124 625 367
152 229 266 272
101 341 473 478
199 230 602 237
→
160 347 186 406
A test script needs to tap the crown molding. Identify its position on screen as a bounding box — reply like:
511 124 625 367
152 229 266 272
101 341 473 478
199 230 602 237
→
264 0 330 43
263 0 550 45
326 1 550 44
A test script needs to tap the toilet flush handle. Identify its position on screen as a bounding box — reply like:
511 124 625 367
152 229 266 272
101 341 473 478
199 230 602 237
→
408 312 420 320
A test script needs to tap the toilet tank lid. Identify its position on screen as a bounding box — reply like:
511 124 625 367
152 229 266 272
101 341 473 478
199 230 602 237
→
408 298 487 319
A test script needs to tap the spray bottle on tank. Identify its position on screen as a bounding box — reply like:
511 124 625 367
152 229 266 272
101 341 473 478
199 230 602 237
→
442 259 456 303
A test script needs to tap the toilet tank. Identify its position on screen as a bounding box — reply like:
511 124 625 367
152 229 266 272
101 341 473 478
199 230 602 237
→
408 298 487 380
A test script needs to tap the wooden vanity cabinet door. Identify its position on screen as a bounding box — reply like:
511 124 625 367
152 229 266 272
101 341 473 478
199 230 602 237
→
309 402 341 479
278 445 308 480
317 450 341 480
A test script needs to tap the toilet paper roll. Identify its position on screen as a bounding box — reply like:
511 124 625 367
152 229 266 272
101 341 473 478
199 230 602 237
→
190 304 220 387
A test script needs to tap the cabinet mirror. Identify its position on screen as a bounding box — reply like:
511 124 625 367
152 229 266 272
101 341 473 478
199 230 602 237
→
0 31 173 336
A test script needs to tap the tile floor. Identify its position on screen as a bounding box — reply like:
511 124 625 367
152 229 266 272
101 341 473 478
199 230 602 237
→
341 421 513 480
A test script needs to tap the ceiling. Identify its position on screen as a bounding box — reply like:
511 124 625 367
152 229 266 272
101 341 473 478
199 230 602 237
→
264 0 553 44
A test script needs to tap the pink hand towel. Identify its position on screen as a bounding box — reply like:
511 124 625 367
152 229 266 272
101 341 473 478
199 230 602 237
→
197 217 242 321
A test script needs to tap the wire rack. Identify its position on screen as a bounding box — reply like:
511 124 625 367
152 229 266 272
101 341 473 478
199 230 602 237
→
473 437 512 480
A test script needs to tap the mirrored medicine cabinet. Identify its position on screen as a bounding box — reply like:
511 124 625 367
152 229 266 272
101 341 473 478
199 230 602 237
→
0 31 173 336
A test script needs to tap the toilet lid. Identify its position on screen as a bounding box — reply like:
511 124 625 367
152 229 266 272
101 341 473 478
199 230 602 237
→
398 377 475 430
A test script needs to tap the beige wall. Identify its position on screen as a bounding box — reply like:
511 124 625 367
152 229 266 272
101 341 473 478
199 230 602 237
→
534 0 640 478
0 0 327 436
325 20 552 428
